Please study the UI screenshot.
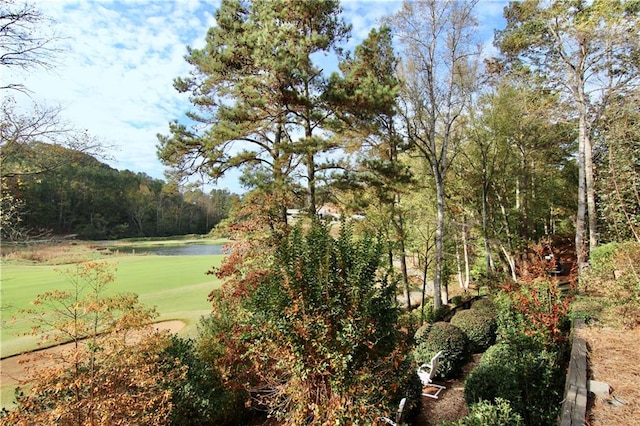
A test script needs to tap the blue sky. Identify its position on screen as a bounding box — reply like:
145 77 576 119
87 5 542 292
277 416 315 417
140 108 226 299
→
8 0 508 194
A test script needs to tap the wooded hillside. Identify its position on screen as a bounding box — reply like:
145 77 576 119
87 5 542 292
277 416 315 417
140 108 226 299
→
1 142 236 239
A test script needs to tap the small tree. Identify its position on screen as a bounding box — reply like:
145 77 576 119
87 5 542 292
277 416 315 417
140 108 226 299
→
3 261 180 425
495 241 573 351
205 220 420 423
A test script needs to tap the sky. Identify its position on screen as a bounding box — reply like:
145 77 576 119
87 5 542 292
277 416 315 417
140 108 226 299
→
6 0 509 194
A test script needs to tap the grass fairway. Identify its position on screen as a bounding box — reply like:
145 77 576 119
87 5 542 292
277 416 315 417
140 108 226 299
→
1 254 224 358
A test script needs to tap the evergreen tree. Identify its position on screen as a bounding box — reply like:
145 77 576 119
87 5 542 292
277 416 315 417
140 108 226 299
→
158 0 351 220
329 26 416 309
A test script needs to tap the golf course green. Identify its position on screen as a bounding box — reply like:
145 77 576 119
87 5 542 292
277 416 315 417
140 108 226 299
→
1 253 224 358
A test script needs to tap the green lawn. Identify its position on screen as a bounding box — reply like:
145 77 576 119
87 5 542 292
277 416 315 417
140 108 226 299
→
0 254 224 358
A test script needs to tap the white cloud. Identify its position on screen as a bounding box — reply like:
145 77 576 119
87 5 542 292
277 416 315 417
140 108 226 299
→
341 0 402 46
10 0 215 183
8 0 507 194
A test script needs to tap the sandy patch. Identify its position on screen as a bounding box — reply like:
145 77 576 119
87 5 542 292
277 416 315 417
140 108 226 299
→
1 320 185 387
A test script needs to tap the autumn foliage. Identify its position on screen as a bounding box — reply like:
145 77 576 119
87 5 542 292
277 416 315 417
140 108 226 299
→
1 262 182 425
201 219 420 423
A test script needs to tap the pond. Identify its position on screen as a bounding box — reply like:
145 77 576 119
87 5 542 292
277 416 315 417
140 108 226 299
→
114 244 226 256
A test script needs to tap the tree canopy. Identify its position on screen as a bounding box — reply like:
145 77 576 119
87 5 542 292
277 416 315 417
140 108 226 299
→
158 0 352 217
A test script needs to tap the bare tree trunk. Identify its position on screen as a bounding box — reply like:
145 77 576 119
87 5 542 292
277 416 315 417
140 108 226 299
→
462 216 470 289
576 113 588 273
399 240 411 310
496 193 517 281
306 151 316 215
481 154 493 272
421 242 430 325
420 231 434 325
396 208 412 310
585 131 598 250
456 236 464 288
390 192 412 310
433 167 445 309
500 244 517 282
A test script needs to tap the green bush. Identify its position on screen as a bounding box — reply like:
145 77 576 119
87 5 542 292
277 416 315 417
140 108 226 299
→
414 323 431 345
463 344 521 405
450 309 497 353
464 343 563 426
245 220 415 422
412 322 469 378
161 335 244 426
588 242 620 275
416 300 448 324
586 241 640 327
441 398 523 426
450 295 463 306
471 297 496 314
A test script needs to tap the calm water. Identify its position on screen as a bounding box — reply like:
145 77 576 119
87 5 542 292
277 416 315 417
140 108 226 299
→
116 244 225 256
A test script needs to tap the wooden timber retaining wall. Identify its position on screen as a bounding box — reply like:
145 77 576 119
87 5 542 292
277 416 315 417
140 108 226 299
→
559 318 588 426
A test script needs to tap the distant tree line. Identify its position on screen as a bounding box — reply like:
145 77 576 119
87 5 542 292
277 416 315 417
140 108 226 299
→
2 141 236 240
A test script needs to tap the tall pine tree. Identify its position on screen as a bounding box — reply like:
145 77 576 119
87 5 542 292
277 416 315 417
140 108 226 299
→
157 0 350 220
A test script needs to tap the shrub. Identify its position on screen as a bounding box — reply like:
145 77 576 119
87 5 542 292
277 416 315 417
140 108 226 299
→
441 398 523 426
426 304 449 323
588 242 619 277
415 300 448 324
464 343 563 426
495 281 571 351
412 322 469 378
229 220 416 423
450 309 497 353
414 322 431 345
161 336 242 426
450 295 463 306
471 297 496 314
464 344 521 405
586 242 640 328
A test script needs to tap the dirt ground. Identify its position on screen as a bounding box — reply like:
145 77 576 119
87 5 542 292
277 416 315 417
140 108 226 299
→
0 320 185 387
412 354 482 425
581 325 640 426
